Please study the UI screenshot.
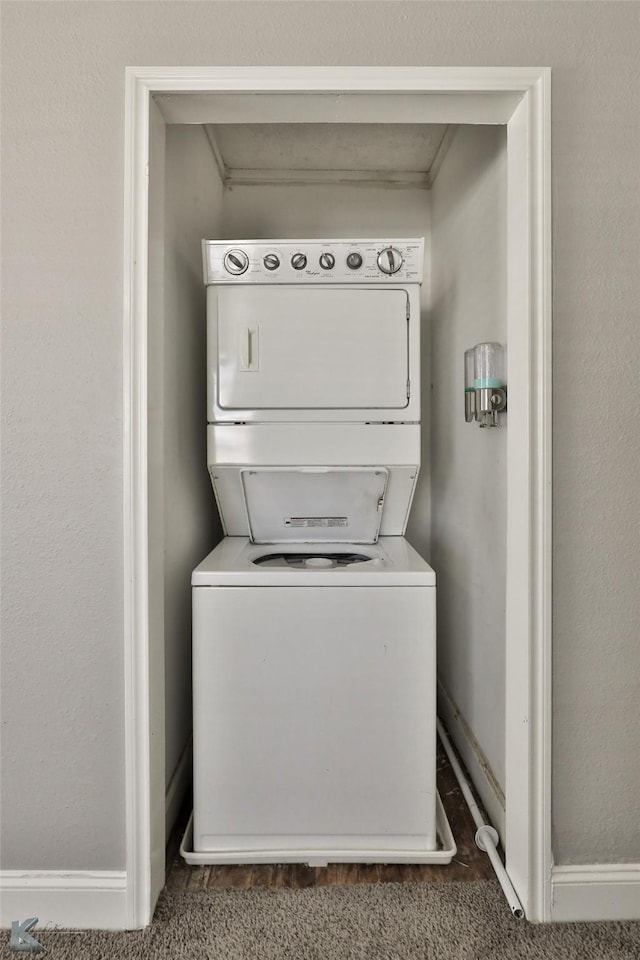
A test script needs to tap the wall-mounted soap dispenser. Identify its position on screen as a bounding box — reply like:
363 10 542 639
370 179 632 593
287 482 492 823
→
467 342 507 427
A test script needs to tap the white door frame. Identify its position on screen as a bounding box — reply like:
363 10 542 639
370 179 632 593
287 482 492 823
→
123 66 552 927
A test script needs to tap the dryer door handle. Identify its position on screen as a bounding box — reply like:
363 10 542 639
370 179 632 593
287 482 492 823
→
239 326 259 371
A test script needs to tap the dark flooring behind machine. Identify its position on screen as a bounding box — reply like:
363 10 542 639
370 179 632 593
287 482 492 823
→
167 745 495 891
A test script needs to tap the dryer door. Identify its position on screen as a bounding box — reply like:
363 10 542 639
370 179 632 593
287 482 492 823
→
216 286 409 412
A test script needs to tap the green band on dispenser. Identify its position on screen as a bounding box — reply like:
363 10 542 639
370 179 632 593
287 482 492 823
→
474 378 503 388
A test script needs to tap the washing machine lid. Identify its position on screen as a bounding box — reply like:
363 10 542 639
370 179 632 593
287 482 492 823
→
240 467 388 543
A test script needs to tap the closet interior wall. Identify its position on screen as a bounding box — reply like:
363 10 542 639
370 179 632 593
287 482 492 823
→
161 121 507 843
430 124 508 834
162 123 224 831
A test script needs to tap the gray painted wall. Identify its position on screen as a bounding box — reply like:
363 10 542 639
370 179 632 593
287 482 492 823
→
430 126 507 793
1 1 639 871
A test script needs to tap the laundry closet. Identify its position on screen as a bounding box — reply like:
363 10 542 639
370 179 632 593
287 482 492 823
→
158 116 507 855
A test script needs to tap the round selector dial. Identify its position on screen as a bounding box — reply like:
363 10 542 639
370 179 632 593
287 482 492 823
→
291 252 307 271
319 253 335 270
263 253 280 271
377 246 403 275
346 252 363 270
224 249 249 275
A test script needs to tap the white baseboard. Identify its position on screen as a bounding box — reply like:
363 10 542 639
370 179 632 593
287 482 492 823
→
551 864 640 922
437 682 506 842
0 871 128 930
165 736 192 836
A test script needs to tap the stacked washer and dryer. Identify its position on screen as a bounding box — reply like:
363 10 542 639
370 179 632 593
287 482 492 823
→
182 239 455 866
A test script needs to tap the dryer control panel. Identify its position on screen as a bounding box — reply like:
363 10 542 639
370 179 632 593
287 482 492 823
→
203 239 424 284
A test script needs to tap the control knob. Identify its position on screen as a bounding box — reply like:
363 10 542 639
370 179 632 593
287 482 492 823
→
263 253 280 271
224 249 249 275
319 253 335 270
291 252 307 270
377 247 403 275
346 252 363 270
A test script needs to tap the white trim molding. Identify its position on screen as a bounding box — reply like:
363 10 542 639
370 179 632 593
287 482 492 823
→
123 65 155 932
503 67 554 923
123 65 553 927
551 865 640 922
0 871 128 931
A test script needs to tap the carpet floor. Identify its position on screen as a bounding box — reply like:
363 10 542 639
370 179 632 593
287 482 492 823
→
3 880 639 960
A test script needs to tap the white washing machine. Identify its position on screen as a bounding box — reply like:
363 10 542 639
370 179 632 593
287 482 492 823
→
185 239 454 866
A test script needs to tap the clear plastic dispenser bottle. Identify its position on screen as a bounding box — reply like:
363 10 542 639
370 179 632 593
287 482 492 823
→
464 348 476 422
474 342 506 427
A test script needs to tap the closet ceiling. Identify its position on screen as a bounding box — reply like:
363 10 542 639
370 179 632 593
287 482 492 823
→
205 123 452 186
